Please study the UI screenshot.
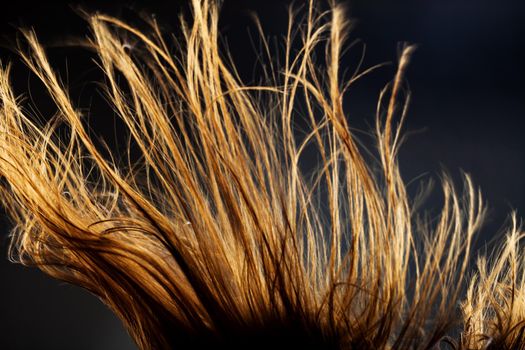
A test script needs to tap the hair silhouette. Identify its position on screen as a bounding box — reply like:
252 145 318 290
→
0 0 524 349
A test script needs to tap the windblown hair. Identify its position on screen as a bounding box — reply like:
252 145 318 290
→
0 1 524 349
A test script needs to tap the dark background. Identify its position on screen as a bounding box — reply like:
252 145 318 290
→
0 0 524 349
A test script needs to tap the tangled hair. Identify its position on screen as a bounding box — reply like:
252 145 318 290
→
1 0 524 349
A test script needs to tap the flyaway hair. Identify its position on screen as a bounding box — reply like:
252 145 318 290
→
0 1 524 349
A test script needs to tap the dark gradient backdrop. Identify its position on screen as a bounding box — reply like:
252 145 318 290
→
0 1 524 349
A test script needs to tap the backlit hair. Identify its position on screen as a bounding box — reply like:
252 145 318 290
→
0 1 524 349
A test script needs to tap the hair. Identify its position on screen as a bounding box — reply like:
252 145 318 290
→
0 0 524 349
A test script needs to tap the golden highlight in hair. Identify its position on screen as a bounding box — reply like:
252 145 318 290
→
0 1 524 349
